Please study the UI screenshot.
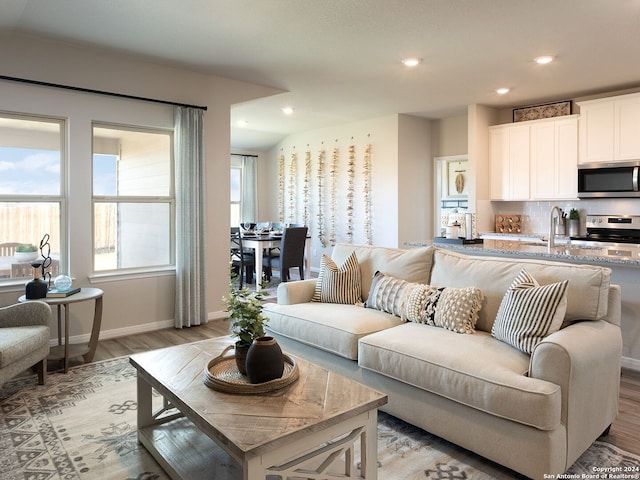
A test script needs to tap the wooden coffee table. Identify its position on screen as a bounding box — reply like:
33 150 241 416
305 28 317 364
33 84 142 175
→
129 336 387 480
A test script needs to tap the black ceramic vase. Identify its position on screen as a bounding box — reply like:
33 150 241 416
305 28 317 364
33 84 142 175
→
25 262 48 299
245 336 285 384
234 341 250 375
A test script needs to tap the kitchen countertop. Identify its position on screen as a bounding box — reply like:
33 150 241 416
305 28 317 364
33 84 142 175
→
407 237 640 268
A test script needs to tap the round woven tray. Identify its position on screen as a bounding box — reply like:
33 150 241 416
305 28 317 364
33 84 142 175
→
202 344 299 394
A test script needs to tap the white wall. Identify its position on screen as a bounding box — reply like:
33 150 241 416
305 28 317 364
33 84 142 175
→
398 115 432 246
0 34 281 340
265 114 432 268
431 114 467 157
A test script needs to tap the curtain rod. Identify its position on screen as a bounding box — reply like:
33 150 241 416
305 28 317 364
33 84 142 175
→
231 153 258 158
0 75 208 111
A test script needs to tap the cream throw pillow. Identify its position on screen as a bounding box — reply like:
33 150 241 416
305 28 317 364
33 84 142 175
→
491 269 569 354
365 270 415 317
365 272 483 334
312 252 362 304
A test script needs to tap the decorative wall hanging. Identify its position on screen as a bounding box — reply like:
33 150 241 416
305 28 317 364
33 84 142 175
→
329 147 339 246
277 154 285 223
347 145 356 244
317 150 327 247
288 152 297 223
446 159 468 198
513 100 571 122
363 144 372 245
303 151 311 229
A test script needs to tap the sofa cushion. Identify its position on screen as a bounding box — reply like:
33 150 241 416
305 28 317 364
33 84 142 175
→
0 326 50 368
492 270 568 354
358 322 561 430
430 248 611 332
331 244 434 302
264 302 404 360
312 252 362 304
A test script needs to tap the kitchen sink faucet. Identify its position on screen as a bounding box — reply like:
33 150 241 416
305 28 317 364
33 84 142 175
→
549 205 563 250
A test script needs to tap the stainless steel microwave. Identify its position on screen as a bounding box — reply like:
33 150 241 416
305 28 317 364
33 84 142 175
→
577 161 640 198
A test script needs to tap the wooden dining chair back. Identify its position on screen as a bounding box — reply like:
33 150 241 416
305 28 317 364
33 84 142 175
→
0 242 21 256
230 228 254 287
264 226 308 282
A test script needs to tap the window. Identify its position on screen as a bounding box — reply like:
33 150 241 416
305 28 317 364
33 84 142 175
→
92 124 174 272
0 113 63 281
230 165 241 228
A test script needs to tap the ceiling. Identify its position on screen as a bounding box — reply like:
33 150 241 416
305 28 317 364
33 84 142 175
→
2 1 640 151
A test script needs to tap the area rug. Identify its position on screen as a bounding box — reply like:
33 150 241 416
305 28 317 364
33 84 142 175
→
0 358 637 480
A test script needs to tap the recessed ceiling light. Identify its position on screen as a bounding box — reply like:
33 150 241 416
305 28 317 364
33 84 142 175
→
402 58 422 67
534 55 554 65
496 87 510 95
236 119 248 127
281 106 294 115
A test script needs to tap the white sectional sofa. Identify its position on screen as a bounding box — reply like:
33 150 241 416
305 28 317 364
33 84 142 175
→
264 244 623 479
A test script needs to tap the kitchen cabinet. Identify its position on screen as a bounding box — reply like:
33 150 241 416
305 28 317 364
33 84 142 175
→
489 123 529 200
578 92 640 164
530 116 578 200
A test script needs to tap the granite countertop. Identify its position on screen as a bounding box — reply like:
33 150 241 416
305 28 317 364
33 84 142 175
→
408 236 640 268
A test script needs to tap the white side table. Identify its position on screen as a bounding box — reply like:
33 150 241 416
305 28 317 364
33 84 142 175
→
19 287 104 373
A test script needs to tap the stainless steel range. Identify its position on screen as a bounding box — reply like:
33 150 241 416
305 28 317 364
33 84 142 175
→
570 214 640 259
573 214 640 244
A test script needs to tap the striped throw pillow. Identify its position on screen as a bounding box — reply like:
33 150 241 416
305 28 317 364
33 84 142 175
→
311 252 362 304
491 269 569 354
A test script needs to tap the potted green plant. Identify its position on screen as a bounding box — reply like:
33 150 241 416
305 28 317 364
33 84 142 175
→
14 244 39 262
222 272 269 374
568 208 580 237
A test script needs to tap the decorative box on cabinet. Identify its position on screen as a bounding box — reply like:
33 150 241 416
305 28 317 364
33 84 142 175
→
578 92 640 164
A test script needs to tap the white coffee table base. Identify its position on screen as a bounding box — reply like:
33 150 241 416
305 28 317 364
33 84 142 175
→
136 374 378 480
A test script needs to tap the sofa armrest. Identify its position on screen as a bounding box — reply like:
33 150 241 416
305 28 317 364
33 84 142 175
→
0 302 52 328
529 318 622 463
276 279 317 305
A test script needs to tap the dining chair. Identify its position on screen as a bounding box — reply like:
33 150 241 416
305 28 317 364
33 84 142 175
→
230 228 254 287
263 226 308 282
0 242 21 256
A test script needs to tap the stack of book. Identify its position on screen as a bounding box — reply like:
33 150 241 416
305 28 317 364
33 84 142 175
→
46 287 81 298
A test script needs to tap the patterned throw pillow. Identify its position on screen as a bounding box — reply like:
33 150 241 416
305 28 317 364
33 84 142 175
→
432 287 484 334
365 271 411 316
491 269 569 354
311 252 362 304
365 271 482 334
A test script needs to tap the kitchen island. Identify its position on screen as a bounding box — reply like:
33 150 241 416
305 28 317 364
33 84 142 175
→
408 237 640 371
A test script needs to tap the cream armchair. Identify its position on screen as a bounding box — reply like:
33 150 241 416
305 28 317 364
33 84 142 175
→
0 302 51 386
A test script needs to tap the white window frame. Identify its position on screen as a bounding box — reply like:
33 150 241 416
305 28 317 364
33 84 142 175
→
231 163 243 228
0 111 67 286
91 122 175 276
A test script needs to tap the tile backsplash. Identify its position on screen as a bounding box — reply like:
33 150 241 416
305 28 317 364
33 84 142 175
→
491 199 639 236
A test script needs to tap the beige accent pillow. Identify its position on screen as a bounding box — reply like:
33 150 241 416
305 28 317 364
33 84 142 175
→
312 252 362 304
491 269 569 354
365 271 483 334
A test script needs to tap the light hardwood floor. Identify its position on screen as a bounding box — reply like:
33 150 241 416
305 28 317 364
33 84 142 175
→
60 319 640 457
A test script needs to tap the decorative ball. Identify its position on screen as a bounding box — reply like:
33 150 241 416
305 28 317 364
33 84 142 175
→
54 275 73 291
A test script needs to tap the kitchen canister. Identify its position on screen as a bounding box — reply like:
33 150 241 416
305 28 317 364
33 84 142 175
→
465 213 474 239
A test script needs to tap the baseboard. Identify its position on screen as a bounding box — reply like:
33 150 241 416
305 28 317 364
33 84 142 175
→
621 356 640 372
48 312 226 347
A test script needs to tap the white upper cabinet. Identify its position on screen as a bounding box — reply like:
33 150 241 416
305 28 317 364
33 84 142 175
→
530 116 578 200
578 92 640 164
489 123 530 200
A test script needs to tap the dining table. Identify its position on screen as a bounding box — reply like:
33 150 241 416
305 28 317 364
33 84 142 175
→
240 232 311 291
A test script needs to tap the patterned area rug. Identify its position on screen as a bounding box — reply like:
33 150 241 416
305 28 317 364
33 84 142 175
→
0 357 637 480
